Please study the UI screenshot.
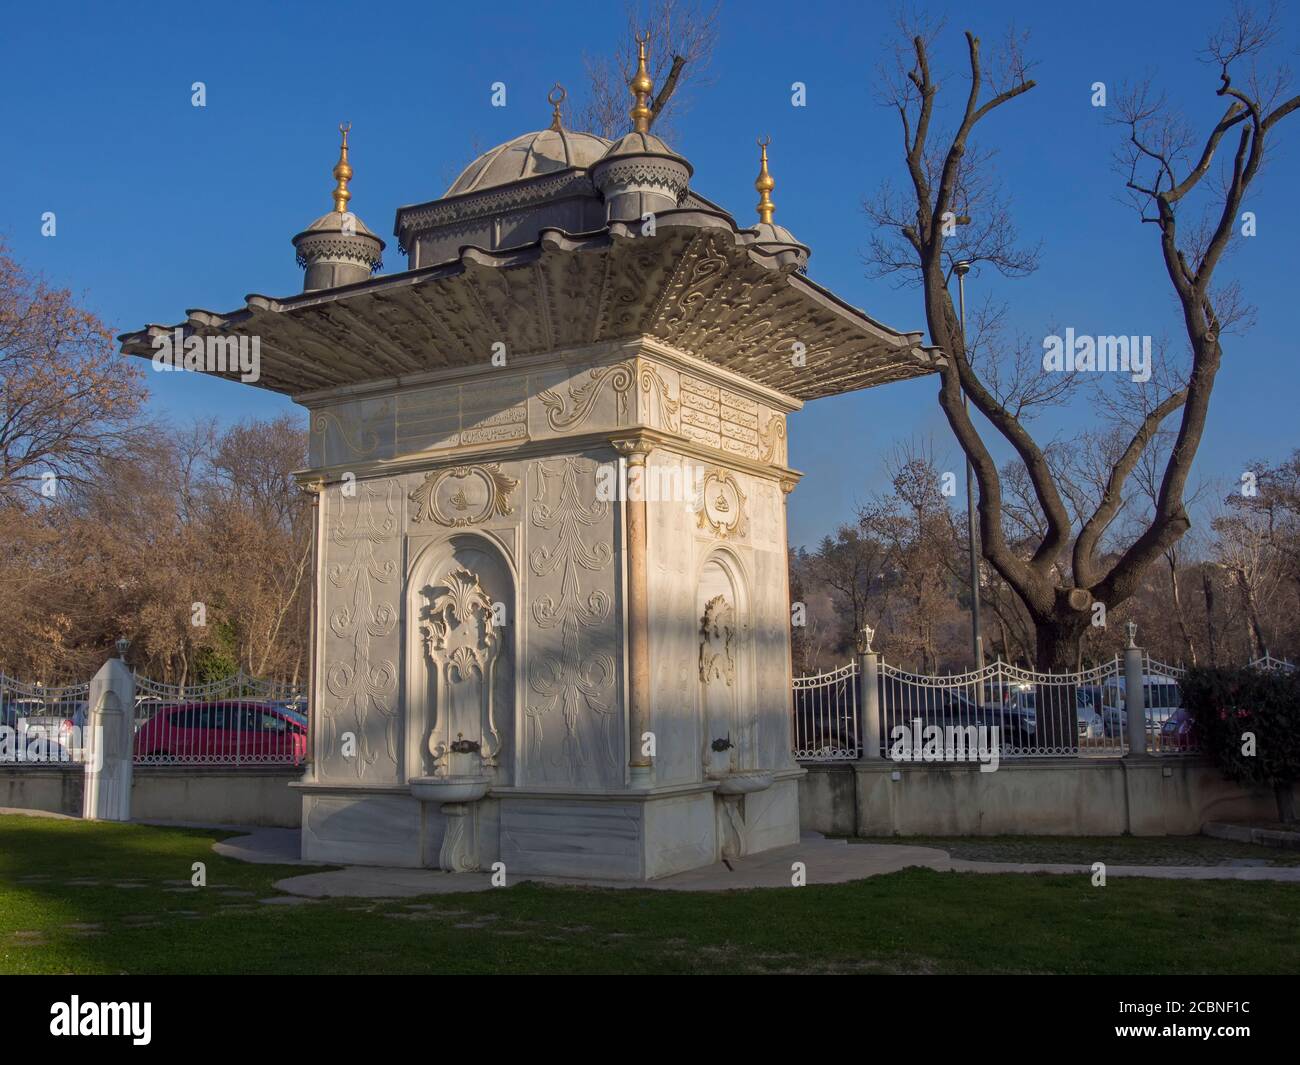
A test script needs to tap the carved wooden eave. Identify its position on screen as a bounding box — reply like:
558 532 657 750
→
118 208 937 401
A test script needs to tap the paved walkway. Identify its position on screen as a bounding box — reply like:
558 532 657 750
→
207 829 1300 898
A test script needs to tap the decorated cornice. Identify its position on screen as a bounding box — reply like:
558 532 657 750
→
120 208 935 402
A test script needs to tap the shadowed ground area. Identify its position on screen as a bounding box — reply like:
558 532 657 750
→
2 815 1298 975
850 834 1300 866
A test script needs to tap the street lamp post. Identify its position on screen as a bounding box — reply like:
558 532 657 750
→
953 260 984 672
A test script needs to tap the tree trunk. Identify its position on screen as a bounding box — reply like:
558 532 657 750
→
1202 566 1220 667
1032 618 1086 754
1167 552 1196 666
1276 783 1296 825
1232 571 1267 660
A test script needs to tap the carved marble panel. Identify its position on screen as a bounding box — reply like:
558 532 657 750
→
316 479 402 783
522 454 622 787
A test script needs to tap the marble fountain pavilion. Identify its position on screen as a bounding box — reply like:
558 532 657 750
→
120 53 936 879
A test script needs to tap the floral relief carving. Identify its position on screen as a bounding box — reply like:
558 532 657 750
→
409 463 519 527
419 568 503 770
698 595 736 687
526 456 617 770
323 480 399 778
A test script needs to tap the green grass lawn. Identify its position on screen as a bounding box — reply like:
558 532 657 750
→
2 815 1298 974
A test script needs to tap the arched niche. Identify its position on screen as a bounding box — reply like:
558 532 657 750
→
696 549 757 778
405 533 517 784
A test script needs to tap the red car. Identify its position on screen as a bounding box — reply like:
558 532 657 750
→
134 701 306 764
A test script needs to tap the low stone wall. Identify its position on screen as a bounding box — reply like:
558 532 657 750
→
800 757 1291 837
0 765 302 828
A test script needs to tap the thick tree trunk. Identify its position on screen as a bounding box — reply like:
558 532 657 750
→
1031 616 1087 754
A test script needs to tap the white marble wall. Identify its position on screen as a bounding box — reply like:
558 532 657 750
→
643 448 795 788
304 340 800 875
313 449 624 793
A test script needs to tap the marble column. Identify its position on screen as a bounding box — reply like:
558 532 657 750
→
779 477 800 769
302 479 324 779
614 436 654 786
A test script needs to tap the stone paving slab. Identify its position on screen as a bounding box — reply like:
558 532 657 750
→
212 827 321 866
0 807 77 820
210 828 1300 899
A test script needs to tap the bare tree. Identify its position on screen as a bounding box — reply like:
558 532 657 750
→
802 525 888 639
864 6 1300 669
575 0 720 139
0 239 144 505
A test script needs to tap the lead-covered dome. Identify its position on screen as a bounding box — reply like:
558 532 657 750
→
446 128 613 196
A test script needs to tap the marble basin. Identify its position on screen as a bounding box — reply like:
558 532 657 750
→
711 771 773 796
409 775 491 804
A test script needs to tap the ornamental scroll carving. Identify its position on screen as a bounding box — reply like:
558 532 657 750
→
526 456 617 770
696 467 748 541
537 362 636 431
312 407 383 459
324 480 399 779
419 568 503 771
409 464 519 527
758 414 787 465
537 360 680 434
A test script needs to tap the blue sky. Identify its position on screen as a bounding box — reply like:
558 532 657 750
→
4 0 1297 548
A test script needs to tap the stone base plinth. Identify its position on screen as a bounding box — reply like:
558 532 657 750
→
294 769 802 880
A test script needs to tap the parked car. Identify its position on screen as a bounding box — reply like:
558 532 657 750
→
1159 708 1198 751
133 701 306 762
938 691 1037 750
270 699 308 730
1076 686 1104 739
18 702 89 761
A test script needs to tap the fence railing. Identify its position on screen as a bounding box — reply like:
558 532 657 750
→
1 669 305 767
133 671 306 766
0 676 92 765
793 661 859 759
791 639 1234 763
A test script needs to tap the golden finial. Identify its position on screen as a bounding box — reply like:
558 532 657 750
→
332 122 353 214
755 136 775 224
548 84 566 131
630 31 654 133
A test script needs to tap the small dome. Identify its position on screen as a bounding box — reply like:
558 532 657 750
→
602 130 679 160
446 128 613 196
297 210 382 240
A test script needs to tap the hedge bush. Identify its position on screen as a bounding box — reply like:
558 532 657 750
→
1180 666 1300 823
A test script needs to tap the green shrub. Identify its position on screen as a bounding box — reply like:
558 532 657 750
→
1180 666 1300 823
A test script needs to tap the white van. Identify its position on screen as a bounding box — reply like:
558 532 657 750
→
1100 674 1182 737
